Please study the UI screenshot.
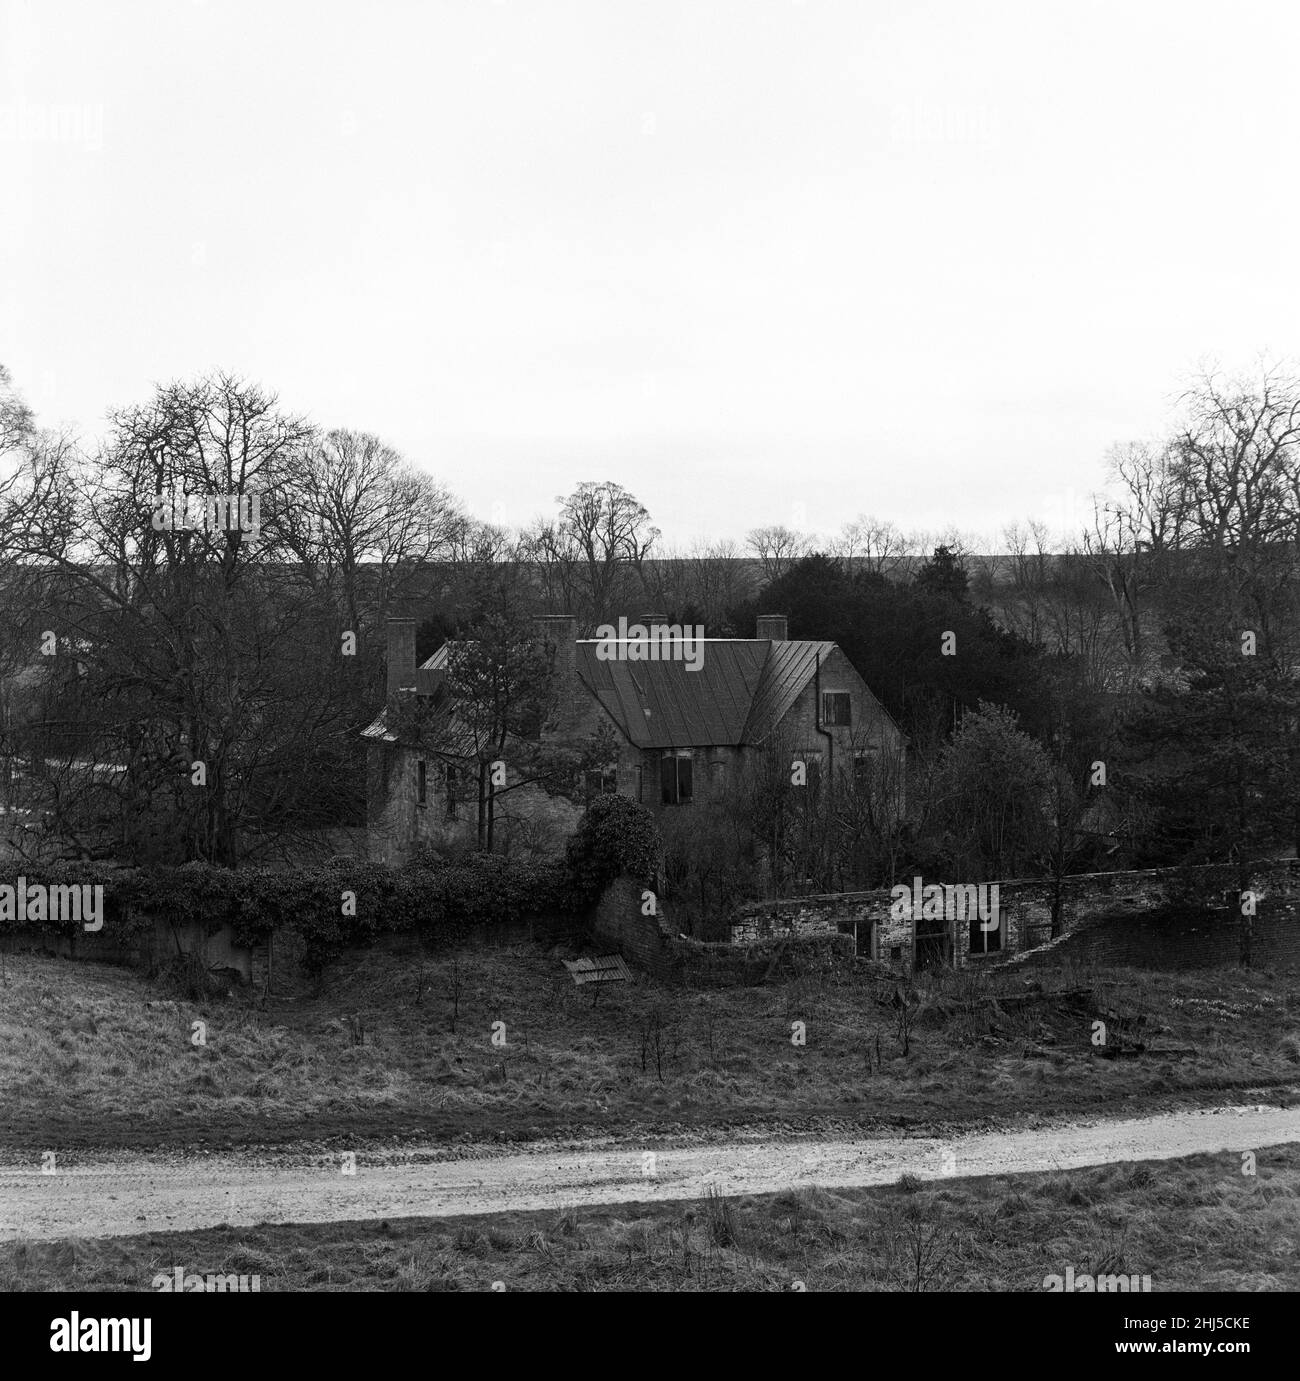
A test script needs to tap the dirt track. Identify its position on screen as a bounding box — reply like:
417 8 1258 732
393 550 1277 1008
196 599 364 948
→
2 1102 1296 1244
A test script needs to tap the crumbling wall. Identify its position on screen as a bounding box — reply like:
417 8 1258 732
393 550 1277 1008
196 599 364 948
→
587 874 676 979
728 859 1300 971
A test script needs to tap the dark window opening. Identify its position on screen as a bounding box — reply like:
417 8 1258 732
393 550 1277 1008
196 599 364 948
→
914 911 952 971
416 759 427 807
661 752 693 805
822 691 851 726
445 765 459 820
968 908 1003 955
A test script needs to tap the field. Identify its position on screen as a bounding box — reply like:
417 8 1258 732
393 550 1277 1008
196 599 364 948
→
2 1145 1295 1291
2 942 1297 1151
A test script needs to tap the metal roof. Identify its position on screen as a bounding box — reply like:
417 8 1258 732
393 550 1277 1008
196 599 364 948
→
362 646 449 741
574 638 839 749
742 639 839 744
365 635 861 752
575 640 766 749
359 711 396 742
562 954 632 985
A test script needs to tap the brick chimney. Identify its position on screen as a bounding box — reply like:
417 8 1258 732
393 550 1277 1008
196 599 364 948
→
756 614 788 641
534 614 577 733
386 618 417 711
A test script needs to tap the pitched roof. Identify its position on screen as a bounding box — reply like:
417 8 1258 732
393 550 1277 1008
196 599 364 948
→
743 639 840 744
575 638 839 750
576 640 766 749
359 646 449 743
364 635 880 752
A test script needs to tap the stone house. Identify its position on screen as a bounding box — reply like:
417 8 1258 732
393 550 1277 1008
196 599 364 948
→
363 613 906 865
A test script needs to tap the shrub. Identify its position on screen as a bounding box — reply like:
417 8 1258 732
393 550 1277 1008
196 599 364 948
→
558 794 659 910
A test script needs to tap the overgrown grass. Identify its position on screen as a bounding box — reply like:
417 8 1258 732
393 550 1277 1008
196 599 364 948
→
1 944 1296 1150
2 1146 1295 1291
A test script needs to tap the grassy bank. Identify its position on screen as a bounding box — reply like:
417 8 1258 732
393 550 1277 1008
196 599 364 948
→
2 944 1297 1150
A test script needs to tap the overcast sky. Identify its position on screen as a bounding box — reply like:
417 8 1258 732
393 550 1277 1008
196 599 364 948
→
4 0 1299 550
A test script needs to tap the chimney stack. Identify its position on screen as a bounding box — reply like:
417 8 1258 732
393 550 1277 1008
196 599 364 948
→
756 614 788 641
386 618 417 710
533 614 577 732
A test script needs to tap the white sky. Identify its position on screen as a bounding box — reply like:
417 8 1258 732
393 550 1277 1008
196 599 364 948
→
3 0 1300 549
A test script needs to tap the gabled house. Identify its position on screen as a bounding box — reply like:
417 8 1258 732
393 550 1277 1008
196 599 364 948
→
363 613 906 864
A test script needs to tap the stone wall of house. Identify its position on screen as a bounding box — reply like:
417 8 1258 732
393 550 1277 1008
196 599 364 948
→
729 860 1300 972
776 645 906 782
367 740 585 865
552 679 656 808
635 743 746 814
366 740 419 865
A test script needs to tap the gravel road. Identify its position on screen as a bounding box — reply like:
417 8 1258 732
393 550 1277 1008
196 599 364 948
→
2 1102 1296 1244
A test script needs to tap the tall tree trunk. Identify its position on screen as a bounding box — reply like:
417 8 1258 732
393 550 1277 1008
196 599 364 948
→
476 761 488 851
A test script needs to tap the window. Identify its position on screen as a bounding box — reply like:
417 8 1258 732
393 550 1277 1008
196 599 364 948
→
968 908 1003 955
708 759 725 793
822 691 851 726
635 764 643 803
584 765 618 798
416 759 427 807
661 750 693 805
445 765 460 820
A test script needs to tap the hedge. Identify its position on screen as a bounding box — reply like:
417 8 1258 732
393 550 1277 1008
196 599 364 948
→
0 796 660 973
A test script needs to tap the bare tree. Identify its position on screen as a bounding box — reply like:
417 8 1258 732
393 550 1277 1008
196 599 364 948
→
288 427 466 639
525 481 659 626
745 525 812 585
639 537 756 628
1082 439 1183 669
1085 361 1300 676
832 514 906 577
0 373 377 864
0 364 33 461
